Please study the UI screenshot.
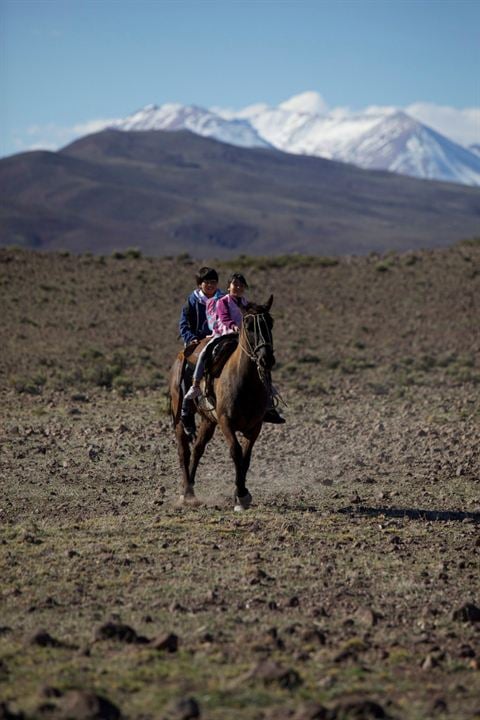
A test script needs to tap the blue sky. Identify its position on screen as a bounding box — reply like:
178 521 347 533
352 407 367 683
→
1 0 479 156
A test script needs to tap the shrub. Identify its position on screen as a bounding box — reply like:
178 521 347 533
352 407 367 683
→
86 363 121 388
125 247 142 259
375 260 392 272
81 348 104 360
11 374 46 395
113 375 134 397
458 236 480 247
176 252 192 262
403 253 419 266
298 353 321 364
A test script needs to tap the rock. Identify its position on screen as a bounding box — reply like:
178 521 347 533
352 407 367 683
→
452 603 480 623
311 607 328 618
292 703 329 719
263 709 295 720
0 703 24 720
458 644 475 658
57 690 121 719
162 696 200 719
430 697 448 714
94 621 140 643
71 393 89 402
88 446 101 461
150 632 179 652
247 659 302 689
332 699 390 718
39 686 63 698
421 654 438 670
301 628 327 646
354 606 379 627
28 629 63 647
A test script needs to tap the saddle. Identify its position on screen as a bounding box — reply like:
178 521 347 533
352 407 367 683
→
178 335 238 409
179 335 238 374
181 338 209 367
207 334 238 377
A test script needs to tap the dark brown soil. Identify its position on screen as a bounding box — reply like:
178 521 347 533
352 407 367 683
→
0 245 479 719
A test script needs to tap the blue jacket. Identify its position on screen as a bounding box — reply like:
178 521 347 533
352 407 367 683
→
179 289 225 345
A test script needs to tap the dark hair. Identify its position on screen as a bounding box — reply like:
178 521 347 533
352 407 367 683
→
196 266 219 285
228 272 248 288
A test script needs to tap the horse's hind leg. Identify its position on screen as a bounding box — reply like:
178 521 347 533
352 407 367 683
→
175 422 196 504
189 418 216 485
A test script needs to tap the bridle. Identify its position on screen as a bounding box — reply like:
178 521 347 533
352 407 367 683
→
239 311 274 384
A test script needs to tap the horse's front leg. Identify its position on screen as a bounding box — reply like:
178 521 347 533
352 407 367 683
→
240 422 262 477
177 418 215 507
218 416 252 511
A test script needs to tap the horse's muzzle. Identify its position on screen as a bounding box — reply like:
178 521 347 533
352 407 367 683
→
258 346 275 370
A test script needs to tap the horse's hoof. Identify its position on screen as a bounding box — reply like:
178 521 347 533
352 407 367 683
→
178 493 202 508
234 492 252 512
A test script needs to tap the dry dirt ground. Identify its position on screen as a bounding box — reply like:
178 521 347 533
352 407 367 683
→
0 245 479 720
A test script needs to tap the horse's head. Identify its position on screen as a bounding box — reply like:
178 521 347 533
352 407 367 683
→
241 295 275 371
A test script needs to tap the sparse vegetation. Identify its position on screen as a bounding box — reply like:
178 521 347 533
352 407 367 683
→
221 253 339 271
0 246 479 720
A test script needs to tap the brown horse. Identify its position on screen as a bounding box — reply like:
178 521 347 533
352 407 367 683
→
168 296 275 510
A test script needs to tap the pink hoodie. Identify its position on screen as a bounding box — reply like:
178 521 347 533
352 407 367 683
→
213 294 248 335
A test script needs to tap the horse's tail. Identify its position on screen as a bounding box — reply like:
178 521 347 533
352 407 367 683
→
168 353 187 427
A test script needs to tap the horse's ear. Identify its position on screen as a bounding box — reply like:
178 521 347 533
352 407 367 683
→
265 294 273 311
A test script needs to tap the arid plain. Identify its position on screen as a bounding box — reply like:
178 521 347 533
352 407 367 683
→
0 244 479 720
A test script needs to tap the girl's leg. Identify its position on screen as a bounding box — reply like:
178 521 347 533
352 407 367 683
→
184 341 212 399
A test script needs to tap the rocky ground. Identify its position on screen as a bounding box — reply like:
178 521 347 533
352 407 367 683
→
0 245 479 720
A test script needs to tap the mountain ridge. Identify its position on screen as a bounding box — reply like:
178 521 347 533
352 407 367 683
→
109 93 480 187
1 128 479 257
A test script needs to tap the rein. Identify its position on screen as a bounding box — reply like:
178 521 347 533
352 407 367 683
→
239 312 274 385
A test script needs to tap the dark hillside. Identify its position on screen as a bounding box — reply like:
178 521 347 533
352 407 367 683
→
1 129 479 256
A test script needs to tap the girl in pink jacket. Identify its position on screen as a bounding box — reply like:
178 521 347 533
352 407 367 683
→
184 273 248 400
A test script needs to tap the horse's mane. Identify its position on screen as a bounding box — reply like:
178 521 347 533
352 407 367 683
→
243 301 272 316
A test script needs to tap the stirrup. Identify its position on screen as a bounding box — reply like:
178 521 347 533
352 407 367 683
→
184 385 202 401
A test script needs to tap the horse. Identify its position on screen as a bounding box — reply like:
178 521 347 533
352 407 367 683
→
168 295 275 511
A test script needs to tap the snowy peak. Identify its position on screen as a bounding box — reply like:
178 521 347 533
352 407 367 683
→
106 96 480 186
344 111 480 185
109 104 270 149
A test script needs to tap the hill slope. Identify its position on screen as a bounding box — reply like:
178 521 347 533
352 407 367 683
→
0 129 479 257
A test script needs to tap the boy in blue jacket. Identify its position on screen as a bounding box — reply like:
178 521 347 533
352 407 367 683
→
179 266 224 346
179 267 224 436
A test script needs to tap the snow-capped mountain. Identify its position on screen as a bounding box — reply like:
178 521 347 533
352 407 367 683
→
108 93 480 186
110 103 270 149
